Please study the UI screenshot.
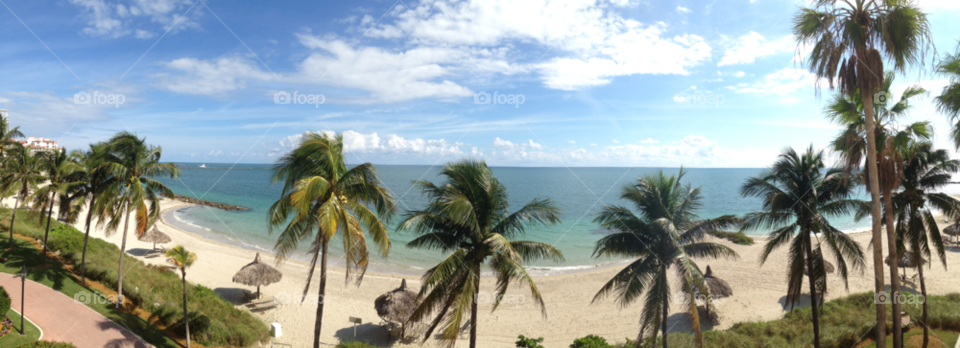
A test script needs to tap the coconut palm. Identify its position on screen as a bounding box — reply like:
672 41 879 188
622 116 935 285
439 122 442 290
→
0 113 24 157
400 159 563 348
268 132 396 348
0 144 43 248
936 48 960 149
29 148 80 266
826 71 931 346
793 1 934 344
891 143 960 348
60 143 113 284
166 245 197 348
741 146 868 348
592 168 739 348
99 132 179 307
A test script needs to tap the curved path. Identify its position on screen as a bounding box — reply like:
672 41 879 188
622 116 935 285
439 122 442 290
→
0 273 150 348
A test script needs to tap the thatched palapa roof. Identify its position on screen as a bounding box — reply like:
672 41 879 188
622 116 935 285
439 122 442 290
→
886 251 926 269
804 260 835 276
138 227 172 244
233 253 283 287
943 223 960 237
702 266 733 297
375 279 418 324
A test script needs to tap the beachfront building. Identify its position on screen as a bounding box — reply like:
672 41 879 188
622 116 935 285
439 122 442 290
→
16 136 63 155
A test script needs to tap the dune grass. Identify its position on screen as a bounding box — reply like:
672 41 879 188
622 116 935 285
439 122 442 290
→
0 308 42 347
862 329 958 348
1 208 269 347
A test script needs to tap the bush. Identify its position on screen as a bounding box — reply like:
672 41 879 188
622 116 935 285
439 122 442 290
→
711 231 755 245
335 341 380 348
571 335 614 348
0 286 10 315
517 335 545 348
17 341 79 348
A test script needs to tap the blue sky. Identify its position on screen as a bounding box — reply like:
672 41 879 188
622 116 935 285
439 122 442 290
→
3 0 960 167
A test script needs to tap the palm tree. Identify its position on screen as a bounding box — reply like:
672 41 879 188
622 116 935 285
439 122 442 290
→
100 132 180 307
741 146 868 348
268 132 396 348
936 48 960 148
166 245 197 348
592 168 739 348
400 159 563 348
0 113 25 158
826 72 930 346
793 1 934 344
29 148 80 266
0 144 43 248
891 143 960 348
60 143 113 284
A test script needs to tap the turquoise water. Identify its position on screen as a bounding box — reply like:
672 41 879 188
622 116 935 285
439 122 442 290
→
156 164 890 275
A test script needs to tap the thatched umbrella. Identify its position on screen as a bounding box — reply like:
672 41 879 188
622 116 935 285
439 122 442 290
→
375 279 418 336
943 223 960 243
886 251 927 279
694 266 732 320
138 227 171 251
803 260 835 276
232 253 282 299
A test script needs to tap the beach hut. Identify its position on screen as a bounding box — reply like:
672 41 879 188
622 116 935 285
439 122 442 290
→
943 223 960 244
232 253 282 300
803 260 835 276
138 227 172 251
702 266 733 297
886 251 926 280
375 279 418 337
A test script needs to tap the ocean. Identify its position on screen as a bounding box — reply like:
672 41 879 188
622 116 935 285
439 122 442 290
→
155 164 960 276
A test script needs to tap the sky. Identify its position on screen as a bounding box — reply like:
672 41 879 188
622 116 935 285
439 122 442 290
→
3 0 960 167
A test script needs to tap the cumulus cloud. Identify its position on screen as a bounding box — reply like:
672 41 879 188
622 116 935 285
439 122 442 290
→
69 0 201 39
676 6 691 13
729 68 820 95
717 32 793 67
275 131 464 158
640 138 659 144
154 57 276 96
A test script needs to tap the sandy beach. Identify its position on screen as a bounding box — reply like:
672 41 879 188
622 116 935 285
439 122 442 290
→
20 197 960 347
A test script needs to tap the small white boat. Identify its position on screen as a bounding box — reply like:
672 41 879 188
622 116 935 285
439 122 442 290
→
199 164 207 168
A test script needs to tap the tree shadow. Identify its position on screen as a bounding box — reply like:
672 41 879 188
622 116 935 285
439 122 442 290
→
126 248 159 257
665 309 720 334
334 322 395 346
1 239 71 291
96 320 156 348
213 287 252 305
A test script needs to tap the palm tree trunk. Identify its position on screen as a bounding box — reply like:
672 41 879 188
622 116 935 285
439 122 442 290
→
917 254 928 348
80 197 95 285
41 191 54 266
312 238 328 348
805 234 822 348
883 192 902 348
862 95 887 348
8 195 19 248
182 270 191 348
116 198 131 308
470 261 480 348
662 292 668 348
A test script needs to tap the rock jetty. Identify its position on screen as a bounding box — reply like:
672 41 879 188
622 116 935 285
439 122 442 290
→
166 194 250 211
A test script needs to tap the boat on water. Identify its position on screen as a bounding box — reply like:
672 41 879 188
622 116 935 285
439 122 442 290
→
199 164 207 168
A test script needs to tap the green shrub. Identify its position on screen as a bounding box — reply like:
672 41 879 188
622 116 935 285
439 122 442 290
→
0 286 10 315
17 341 79 348
711 231 755 245
517 335 545 348
335 341 380 348
571 335 614 348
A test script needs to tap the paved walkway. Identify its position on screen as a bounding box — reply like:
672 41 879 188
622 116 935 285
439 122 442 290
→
0 273 150 348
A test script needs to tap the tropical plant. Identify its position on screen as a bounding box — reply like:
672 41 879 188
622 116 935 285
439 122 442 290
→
570 335 614 348
890 143 960 348
165 245 197 348
0 144 43 248
936 47 960 149
268 132 397 348
741 146 868 348
516 335 546 348
793 0 934 344
400 159 564 348
0 113 24 158
592 169 739 348
99 132 179 307
60 143 113 284
826 71 931 347
28 148 80 266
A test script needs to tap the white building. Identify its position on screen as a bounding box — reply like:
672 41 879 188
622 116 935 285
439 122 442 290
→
16 136 63 155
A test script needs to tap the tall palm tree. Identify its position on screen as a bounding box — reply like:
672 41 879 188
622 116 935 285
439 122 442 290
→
400 159 563 348
29 148 80 266
741 146 868 348
592 169 739 348
0 144 43 248
0 113 25 158
100 132 180 307
793 1 934 344
60 143 113 284
166 245 197 348
891 143 960 348
268 132 396 348
936 48 960 148
827 72 930 346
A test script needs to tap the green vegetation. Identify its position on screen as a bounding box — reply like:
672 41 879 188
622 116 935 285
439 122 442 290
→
0 285 11 315
17 341 79 348
570 335 614 348
0 208 269 347
864 329 959 348
710 231 754 245
334 341 380 348
0 309 42 347
516 335 545 348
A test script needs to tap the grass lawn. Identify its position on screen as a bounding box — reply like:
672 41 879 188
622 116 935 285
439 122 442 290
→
0 237 180 348
863 329 959 348
0 308 42 347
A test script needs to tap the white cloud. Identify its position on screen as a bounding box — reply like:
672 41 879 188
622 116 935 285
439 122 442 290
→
612 139 620 143
567 140 576 144
731 68 820 95
916 0 960 10
640 138 659 144
717 32 794 67
154 57 276 96
676 6 691 13
276 131 464 158
590 143 598 146
734 71 745 77
69 0 201 39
